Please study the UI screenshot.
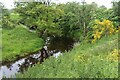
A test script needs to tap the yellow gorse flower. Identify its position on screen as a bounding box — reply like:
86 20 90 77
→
98 22 104 25
109 27 114 34
103 19 112 26
92 19 116 43
92 30 102 42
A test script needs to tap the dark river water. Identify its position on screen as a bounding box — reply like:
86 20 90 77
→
0 37 74 79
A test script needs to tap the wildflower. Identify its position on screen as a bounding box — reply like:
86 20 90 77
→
104 20 111 26
92 19 116 43
95 31 102 39
98 22 104 25
107 49 118 61
109 28 114 34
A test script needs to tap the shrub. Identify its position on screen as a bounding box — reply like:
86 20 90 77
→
92 19 118 43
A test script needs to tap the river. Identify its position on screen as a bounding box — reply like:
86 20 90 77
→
0 36 74 79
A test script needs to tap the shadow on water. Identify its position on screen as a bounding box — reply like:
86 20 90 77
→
0 37 74 79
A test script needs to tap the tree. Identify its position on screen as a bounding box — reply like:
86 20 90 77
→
58 2 97 40
0 2 15 29
14 1 64 39
112 0 120 26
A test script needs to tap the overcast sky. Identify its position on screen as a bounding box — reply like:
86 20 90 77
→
0 0 113 9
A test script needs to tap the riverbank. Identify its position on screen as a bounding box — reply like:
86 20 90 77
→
16 33 118 78
1 25 44 63
1 34 76 78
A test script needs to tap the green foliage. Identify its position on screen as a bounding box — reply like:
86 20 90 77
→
14 2 64 39
1 0 119 78
86 4 119 42
16 34 118 78
57 2 96 41
10 13 21 23
2 9 15 29
13 1 119 41
112 1 120 25
1 9 21 29
1 25 44 62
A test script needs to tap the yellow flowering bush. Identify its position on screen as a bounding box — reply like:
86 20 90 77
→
92 19 118 43
107 49 119 62
92 30 102 43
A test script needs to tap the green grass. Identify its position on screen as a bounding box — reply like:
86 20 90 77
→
16 34 118 78
1 25 44 62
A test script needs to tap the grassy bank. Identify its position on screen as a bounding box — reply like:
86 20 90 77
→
1 25 44 62
16 33 119 78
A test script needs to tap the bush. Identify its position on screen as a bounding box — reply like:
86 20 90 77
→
91 19 118 43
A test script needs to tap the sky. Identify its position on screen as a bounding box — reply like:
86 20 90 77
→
0 0 113 9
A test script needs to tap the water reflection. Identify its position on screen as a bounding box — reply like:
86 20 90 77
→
0 37 74 78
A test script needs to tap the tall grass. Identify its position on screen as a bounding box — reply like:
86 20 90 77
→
16 34 118 78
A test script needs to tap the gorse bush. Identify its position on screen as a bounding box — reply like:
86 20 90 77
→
92 19 119 43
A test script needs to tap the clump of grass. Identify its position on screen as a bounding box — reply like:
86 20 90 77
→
1 25 44 62
16 34 118 78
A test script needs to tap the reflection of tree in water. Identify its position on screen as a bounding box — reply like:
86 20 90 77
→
6 64 12 71
18 37 74 73
18 48 50 73
47 37 74 52
40 48 49 62
18 57 38 73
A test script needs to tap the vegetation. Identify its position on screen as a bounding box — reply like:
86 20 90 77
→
14 2 64 39
16 34 118 78
1 25 44 62
91 19 119 43
0 0 119 78
2 0 119 41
